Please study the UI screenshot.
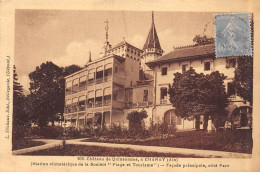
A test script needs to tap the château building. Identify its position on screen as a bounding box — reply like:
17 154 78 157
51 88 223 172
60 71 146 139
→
63 12 250 131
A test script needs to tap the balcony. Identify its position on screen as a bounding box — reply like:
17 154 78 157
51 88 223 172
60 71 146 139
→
103 100 112 106
88 79 95 86
126 101 153 108
160 99 167 104
96 78 103 84
79 105 86 111
104 76 112 82
95 102 103 107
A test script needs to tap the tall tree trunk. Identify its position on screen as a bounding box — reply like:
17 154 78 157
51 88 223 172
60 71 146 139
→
203 115 209 131
195 116 200 131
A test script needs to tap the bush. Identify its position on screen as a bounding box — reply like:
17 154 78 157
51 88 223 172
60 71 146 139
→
12 125 31 140
29 126 64 139
149 123 176 136
65 127 81 138
127 110 148 136
99 124 129 138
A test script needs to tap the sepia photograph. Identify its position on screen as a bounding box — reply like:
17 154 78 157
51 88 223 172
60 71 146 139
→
11 9 254 159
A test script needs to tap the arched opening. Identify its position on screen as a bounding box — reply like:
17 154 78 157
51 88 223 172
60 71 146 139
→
164 109 182 126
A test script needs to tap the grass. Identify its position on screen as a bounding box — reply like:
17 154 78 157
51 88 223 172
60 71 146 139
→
83 130 253 154
22 144 203 157
12 138 45 151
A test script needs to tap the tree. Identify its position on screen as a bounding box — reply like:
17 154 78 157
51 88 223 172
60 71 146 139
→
168 68 228 131
127 110 148 135
13 65 28 127
232 56 253 105
28 61 64 127
63 64 82 77
193 35 214 46
231 17 253 106
13 65 29 139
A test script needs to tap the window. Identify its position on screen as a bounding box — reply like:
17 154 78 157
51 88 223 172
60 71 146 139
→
114 66 118 73
65 81 72 95
113 92 118 100
229 58 236 68
161 67 167 76
79 76 86 91
227 82 236 96
177 116 182 125
160 88 167 100
182 64 188 73
72 79 79 94
143 90 148 102
204 61 211 71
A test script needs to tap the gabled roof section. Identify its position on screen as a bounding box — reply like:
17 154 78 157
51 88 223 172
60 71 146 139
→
110 40 143 52
143 12 162 50
146 44 215 67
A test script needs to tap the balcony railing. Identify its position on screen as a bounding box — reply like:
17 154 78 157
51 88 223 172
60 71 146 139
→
96 78 103 84
160 99 167 104
103 100 111 106
79 105 86 111
126 101 153 108
87 103 94 108
95 102 103 107
88 79 95 85
104 76 112 82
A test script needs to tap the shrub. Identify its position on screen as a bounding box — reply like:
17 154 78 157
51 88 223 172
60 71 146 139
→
65 127 81 138
99 124 129 138
29 126 64 139
127 110 148 136
149 122 176 136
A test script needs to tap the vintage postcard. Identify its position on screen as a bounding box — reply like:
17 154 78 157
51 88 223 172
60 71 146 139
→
0 0 260 172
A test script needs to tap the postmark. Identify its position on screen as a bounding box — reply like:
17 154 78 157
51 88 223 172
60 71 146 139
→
214 13 252 57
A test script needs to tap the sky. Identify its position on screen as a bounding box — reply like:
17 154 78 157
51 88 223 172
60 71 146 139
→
15 10 215 91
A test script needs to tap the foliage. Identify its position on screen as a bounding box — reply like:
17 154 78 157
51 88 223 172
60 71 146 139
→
127 110 148 135
29 126 64 139
12 138 45 151
13 65 28 126
25 62 82 128
168 68 229 130
63 64 82 77
149 122 176 135
13 65 30 140
99 124 129 138
193 35 214 46
232 56 253 105
27 61 64 127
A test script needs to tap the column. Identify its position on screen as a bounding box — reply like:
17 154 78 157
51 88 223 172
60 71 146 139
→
110 110 112 129
101 112 104 129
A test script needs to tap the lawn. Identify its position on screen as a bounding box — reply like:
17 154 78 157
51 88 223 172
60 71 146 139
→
22 144 203 157
83 130 252 154
12 138 45 151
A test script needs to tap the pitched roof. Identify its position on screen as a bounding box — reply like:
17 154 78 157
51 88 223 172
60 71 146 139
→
143 12 162 50
108 40 143 52
146 44 215 66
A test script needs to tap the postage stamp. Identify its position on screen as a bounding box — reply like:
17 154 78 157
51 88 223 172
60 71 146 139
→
214 13 252 57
